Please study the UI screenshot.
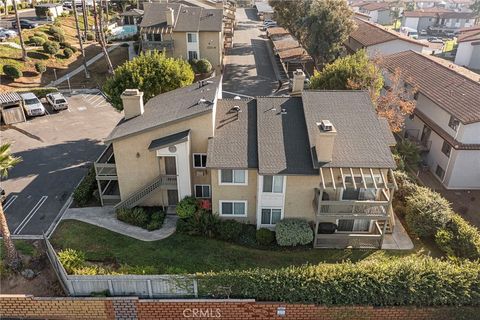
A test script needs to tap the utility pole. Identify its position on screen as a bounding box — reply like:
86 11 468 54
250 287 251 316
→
73 0 90 78
98 0 114 74
12 0 27 61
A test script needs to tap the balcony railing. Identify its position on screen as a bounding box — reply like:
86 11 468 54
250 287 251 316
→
94 144 117 180
142 40 174 51
315 222 383 248
404 129 432 152
317 200 389 217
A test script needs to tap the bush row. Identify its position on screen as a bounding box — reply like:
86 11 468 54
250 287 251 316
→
116 207 165 231
198 256 480 306
72 166 98 207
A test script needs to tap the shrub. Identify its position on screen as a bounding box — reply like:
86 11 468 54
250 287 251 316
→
256 228 275 246
177 210 219 238
276 218 313 246
3 65 22 79
58 249 85 274
393 170 417 203
43 41 60 55
395 139 421 170
49 26 64 36
176 196 198 218
29 36 46 46
86 32 94 41
34 62 46 74
60 42 77 52
405 186 452 238
72 166 97 207
34 31 48 40
435 214 480 260
63 47 73 58
216 220 243 242
198 256 480 306
18 87 58 99
196 58 212 74
52 32 65 43
73 265 112 275
146 211 165 231
116 207 149 228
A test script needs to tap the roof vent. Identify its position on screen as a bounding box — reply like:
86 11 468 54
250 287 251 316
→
230 105 241 113
320 120 333 132
280 108 287 115
198 98 207 104
233 96 241 100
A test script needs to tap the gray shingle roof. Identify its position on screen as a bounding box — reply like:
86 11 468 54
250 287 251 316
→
256 97 318 175
302 91 396 169
105 76 221 142
148 129 190 150
140 2 223 32
207 99 258 169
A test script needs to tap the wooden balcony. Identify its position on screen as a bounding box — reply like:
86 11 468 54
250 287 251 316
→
142 40 174 52
94 144 117 180
315 222 383 249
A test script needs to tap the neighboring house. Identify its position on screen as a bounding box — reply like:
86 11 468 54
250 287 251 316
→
358 2 393 25
354 11 373 22
95 73 398 249
346 18 427 57
448 0 475 10
254 1 274 20
34 3 64 19
382 50 480 189
454 26 480 69
139 2 224 73
402 9 477 32
119 9 144 26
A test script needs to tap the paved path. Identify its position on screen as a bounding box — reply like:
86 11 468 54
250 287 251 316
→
0 42 22 49
48 43 123 87
62 207 178 241
381 214 414 250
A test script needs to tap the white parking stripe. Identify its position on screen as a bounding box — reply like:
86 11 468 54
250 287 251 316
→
3 195 18 211
13 196 48 235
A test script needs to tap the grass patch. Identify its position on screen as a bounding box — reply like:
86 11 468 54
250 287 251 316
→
51 220 433 275
1 240 37 261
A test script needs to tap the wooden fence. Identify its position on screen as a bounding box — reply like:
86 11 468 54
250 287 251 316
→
44 235 198 298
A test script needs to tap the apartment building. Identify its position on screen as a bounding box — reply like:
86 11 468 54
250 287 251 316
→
402 9 477 32
382 50 480 189
357 2 393 25
454 26 480 69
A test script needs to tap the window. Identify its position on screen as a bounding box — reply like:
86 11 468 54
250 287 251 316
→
147 33 162 41
342 176 378 201
193 154 207 168
262 176 284 193
435 165 445 180
220 201 246 216
187 33 197 43
441 141 451 157
448 116 459 131
220 169 247 185
188 50 198 60
337 219 371 232
261 208 282 225
195 185 211 198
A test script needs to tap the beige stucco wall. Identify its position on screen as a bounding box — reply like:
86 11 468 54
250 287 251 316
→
283 175 319 223
211 169 257 223
113 112 213 206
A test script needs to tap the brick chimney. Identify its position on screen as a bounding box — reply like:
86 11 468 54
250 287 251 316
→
291 69 306 96
166 7 175 26
315 120 337 163
121 89 144 120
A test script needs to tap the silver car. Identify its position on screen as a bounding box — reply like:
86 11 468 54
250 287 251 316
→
46 92 69 111
20 92 46 116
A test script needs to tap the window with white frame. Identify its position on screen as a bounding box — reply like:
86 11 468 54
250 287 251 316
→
262 175 284 193
219 201 247 216
337 219 371 232
220 169 247 185
193 153 207 168
261 208 282 225
188 50 198 60
187 33 197 43
194 185 210 198
441 141 451 157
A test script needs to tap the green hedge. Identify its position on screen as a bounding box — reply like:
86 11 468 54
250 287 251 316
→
436 214 480 260
16 87 58 98
116 207 165 231
3 65 22 79
176 196 198 218
72 166 97 207
198 257 480 306
275 218 313 246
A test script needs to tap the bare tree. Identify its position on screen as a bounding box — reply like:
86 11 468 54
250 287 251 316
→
73 0 90 78
97 0 114 74
12 0 27 61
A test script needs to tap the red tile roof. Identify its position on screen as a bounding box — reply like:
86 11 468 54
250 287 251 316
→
382 50 480 124
458 25 480 43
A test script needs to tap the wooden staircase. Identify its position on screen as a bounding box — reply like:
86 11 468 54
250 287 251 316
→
377 220 393 234
114 175 177 210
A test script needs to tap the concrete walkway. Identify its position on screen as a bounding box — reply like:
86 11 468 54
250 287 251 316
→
62 207 177 241
382 214 414 250
128 41 137 60
48 43 124 87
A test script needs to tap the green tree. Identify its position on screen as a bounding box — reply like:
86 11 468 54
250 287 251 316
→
0 143 22 270
309 49 384 102
471 0 480 15
269 0 311 36
103 50 195 110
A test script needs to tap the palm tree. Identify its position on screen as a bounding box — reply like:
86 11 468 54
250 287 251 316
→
12 0 27 61
73 0 90 78
0 143 22 270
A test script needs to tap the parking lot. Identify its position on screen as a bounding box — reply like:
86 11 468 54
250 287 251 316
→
1 91 122 236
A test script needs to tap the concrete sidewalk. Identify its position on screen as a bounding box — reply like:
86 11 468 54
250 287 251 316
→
381 214 414 250
62 207 177 241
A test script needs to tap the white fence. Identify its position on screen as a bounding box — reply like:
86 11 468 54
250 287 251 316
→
44 235 198 298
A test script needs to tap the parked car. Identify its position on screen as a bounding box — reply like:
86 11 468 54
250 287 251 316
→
20 92 46 116
262 21 277 30
428 37 444 43
12 19 38 29
0 27 18 38
46 92 69 111
419 29 427 36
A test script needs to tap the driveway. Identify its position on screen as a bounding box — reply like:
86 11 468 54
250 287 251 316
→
222 8 278 98
1 91 122 236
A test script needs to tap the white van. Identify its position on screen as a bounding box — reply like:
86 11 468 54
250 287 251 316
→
20 92 46 116
400 27 419 39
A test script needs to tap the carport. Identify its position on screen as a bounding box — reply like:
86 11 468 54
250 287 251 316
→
0 92 26 125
